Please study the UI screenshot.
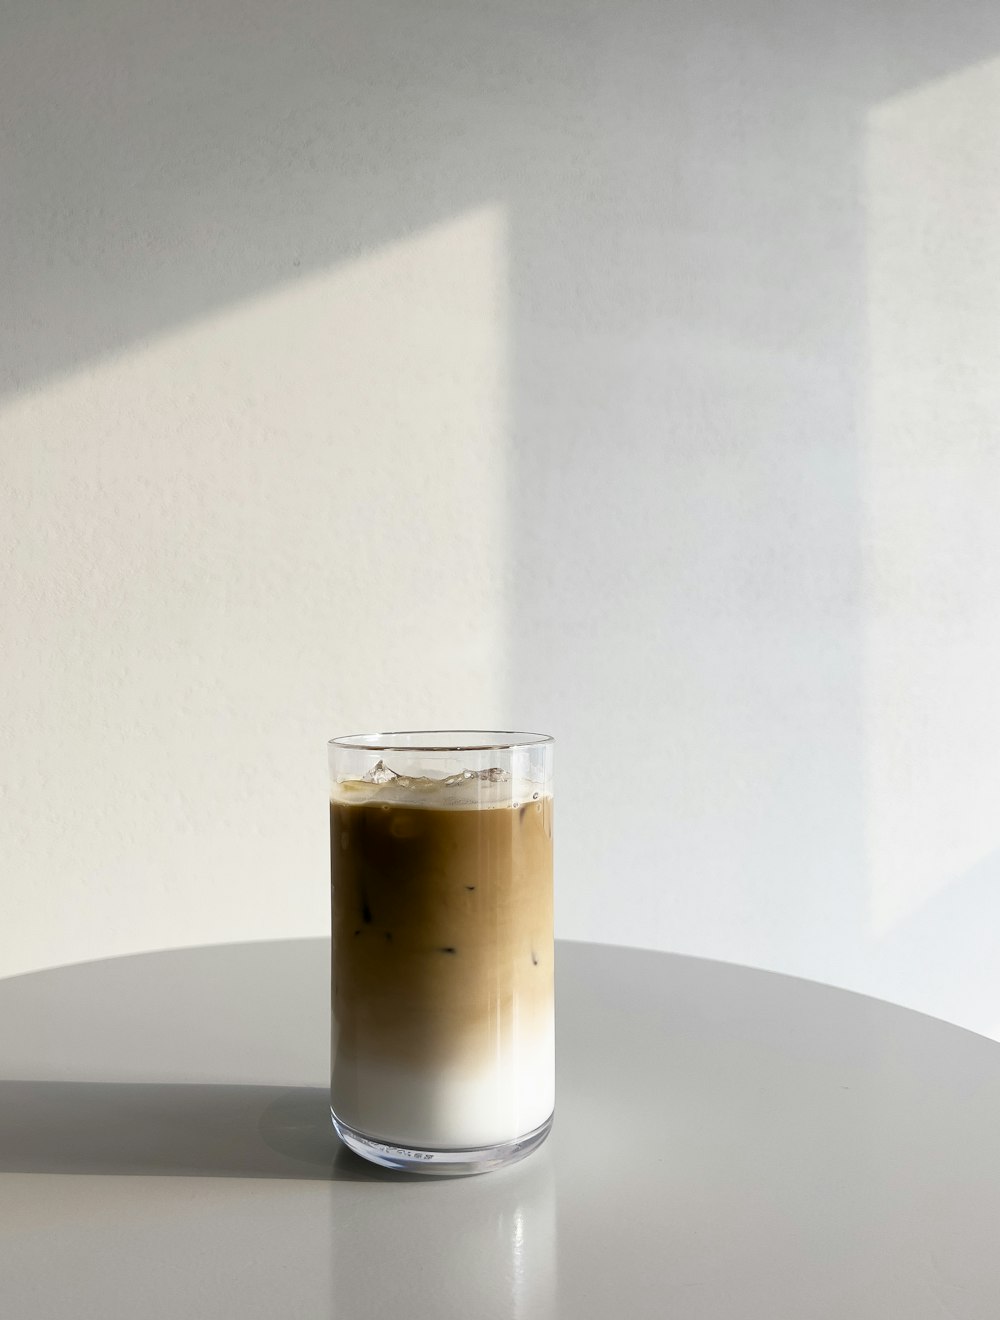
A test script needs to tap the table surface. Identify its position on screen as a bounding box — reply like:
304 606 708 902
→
1 939 998 1319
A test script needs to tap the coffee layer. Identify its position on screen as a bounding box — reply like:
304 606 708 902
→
331 796 553 1073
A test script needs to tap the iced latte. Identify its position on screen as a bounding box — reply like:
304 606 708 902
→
328 733 554 1175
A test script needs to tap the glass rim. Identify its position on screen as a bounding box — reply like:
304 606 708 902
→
328 729 554 753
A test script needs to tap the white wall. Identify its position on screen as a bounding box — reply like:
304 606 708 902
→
3 0 1000 1037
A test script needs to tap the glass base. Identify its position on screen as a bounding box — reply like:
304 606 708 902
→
330 1110 554 1176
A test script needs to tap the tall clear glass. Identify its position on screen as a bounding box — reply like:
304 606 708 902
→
328 731 554 1175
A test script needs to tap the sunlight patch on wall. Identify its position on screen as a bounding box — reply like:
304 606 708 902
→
864 59 1000 936
0 204 509 974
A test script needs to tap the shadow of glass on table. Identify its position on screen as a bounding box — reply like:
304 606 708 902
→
0 1081 424 1183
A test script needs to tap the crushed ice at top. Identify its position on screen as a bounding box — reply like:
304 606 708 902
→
363 762 509 787
344 762 522 807
442 767 509 786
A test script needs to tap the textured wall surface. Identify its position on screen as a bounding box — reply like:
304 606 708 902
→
3 0 1000 1037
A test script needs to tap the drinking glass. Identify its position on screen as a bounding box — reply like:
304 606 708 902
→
328 731 554 1174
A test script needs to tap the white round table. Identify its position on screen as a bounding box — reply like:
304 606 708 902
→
1 939 998 1318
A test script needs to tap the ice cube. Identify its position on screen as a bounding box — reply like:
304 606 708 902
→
441 767 509 786
364 759 399 784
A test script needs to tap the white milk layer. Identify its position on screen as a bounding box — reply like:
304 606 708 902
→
331 1014 555 1149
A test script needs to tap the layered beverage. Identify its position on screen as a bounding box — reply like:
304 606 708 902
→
328 732 554 1174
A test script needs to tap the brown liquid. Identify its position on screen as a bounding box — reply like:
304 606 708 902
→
330 796 553 1070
